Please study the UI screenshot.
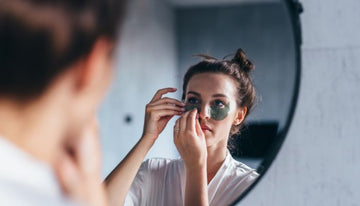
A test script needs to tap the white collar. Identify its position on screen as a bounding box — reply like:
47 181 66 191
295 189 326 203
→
0 136 63 198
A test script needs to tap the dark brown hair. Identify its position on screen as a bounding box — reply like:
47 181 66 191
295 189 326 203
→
0 0 126 100
182 48 256 137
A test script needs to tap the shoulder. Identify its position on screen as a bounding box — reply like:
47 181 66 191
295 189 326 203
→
126 158 185 204
142 158 183 169
207 156 259 205
138 158 184 177
0 179 77 206
225 156 259 183
142 158 182 168
130 158 184 191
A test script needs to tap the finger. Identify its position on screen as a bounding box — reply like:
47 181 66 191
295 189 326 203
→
147 104 185 112
173 119 180 140
90 117 99 137
71 117 101 177
186 108 198 133
151 88 177 102
152 110 182 118
55 152 82 200
179 111 190 134
149 97 185 107
195 116 203 137
78 131 100 175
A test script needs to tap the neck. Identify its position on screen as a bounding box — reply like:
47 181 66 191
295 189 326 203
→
0 95 67 168
206 138 228 183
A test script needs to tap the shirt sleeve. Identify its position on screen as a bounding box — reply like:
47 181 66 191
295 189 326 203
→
124 160 150 206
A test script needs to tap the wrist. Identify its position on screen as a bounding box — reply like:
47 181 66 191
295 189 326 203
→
185 161 207 173
140 134 157 145
183 153 207 170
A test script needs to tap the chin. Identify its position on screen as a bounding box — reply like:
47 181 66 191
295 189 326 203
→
204 134 228 149
204 136 216 148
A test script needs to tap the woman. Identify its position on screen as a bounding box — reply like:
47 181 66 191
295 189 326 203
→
105 48 259 206
0 0 126 205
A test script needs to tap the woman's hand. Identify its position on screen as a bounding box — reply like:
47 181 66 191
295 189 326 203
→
173 108 207 169
55 117 107 206
142 87 185 141
174 109 209 206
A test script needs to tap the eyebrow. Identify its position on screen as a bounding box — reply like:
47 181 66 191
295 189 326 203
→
187 91 229 99
187 91 200 96
213 94 228 98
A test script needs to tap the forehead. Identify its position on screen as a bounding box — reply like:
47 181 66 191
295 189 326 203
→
186 72 237 98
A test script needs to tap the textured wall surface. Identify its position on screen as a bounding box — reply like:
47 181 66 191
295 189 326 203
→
240 0 360 205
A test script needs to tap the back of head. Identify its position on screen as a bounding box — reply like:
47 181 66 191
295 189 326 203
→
0 0 126 101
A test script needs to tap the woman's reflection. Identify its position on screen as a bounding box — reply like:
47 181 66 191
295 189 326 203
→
105 48 259 206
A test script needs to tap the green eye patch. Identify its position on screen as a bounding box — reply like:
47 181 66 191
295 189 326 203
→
210 103 230 120
184 104 201 113
185 103 230 121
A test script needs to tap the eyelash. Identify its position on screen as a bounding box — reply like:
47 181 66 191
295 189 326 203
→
187 97 225 107
187 97 199 104
214 100 225 107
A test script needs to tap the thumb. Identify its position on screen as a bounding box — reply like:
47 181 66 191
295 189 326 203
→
55 152 83 201
195 118 203 138
78 117 101 177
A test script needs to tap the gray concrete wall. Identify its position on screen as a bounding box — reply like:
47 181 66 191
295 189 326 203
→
240 0 360 205
98 0 178 177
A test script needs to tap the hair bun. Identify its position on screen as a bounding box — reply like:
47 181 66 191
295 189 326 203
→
231 48 255 73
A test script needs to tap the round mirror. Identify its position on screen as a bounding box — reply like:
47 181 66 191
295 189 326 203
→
99 0 302 204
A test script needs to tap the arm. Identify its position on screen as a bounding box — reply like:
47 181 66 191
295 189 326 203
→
105 88 185 206
104 135 154 206
184 164 208 206
174 109 209 206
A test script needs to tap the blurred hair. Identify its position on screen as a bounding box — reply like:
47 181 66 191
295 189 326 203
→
0 0 126 100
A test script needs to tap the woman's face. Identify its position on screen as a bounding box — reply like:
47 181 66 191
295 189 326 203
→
184 72 245 148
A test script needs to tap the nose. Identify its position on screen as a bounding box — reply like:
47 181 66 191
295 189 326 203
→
198 103 210 121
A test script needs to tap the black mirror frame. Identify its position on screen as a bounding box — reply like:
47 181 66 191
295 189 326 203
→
230 0 303 204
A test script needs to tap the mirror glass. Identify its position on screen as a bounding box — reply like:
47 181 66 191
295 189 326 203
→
99 0 301 204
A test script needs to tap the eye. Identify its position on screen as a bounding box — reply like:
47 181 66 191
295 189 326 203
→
214 100 225 107
187 97 199 104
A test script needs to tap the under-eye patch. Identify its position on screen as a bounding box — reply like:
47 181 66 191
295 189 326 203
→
210 103 230 121
185 104 201 112
185 103 230 121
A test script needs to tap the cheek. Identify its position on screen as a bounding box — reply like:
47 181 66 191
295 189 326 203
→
212 112 238 135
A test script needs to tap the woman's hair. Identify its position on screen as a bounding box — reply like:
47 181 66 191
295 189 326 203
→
182 48 256 151
0 0 126 100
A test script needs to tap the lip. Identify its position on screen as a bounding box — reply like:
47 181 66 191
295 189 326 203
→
201 124 212 132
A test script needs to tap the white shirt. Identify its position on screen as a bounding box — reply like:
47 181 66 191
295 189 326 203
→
125 152 259 206
0 136 77 206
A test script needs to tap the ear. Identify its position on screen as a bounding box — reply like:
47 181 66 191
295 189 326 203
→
74 37 114 92
233 107 247 126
